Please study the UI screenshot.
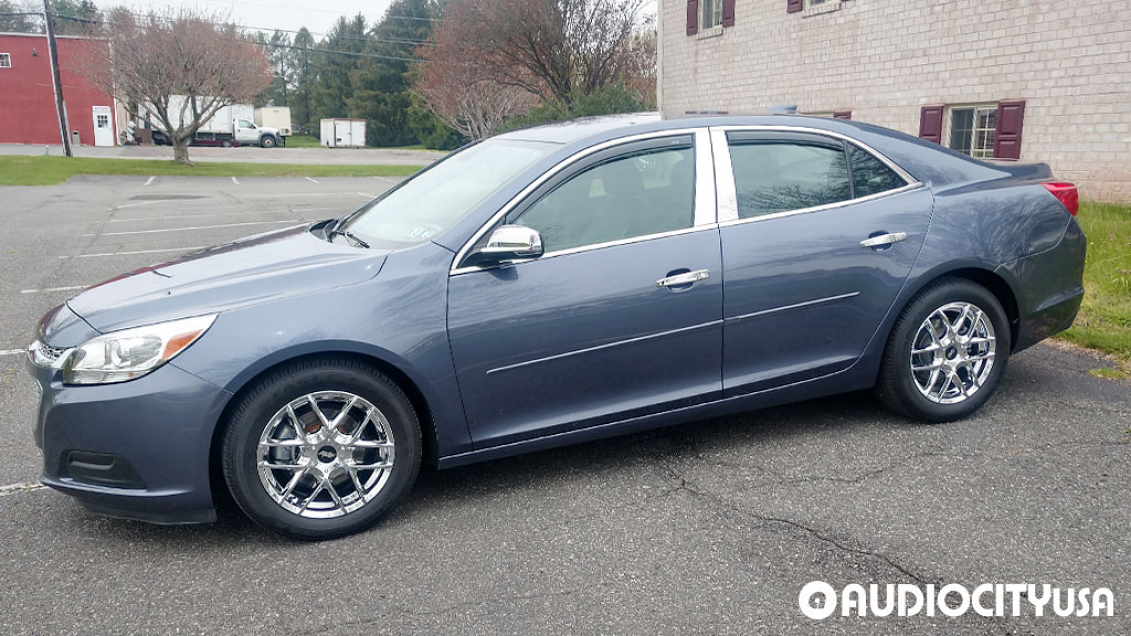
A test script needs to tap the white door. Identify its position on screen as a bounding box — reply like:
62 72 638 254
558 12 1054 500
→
92 106 113 146
335 120 351 146
235 119 258 144
350 121 365 147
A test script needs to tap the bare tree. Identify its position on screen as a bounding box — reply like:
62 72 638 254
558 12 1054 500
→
78 8 271 163
413 21 536 140
431 0 646 106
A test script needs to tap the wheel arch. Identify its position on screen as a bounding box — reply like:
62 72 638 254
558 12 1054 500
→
900 266 1021 352
206 349 440 506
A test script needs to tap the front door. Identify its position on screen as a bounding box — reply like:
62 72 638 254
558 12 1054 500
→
92 106 113 147
235 119 257 143
448 133 723 447
715 129 934 395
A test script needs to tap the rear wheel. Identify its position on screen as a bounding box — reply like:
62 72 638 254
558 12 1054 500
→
221 358 421 540
876 278 1010 422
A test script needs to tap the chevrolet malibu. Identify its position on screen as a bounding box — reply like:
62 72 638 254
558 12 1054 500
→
27 114 1086 539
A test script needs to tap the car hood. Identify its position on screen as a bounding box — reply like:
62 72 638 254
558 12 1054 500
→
67 223 388 334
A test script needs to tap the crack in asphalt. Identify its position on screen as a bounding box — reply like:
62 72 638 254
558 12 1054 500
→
657 461 931 586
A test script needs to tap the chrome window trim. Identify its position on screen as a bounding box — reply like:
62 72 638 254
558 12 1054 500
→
451 128 715 276
710 124 923 224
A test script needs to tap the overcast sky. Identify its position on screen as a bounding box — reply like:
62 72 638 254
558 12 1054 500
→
122 0 398 36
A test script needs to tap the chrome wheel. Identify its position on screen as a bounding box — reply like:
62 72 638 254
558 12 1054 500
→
910 302 996 405
257 391 395 519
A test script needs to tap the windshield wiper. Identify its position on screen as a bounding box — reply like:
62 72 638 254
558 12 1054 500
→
327 228 371 249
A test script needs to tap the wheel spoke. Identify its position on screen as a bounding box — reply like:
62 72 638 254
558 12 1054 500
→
307 397 333 433
350 458 393 470
324 477 347 510
280 466 308 500
261 439 305 448
331 396 359 433
298 481 323 514
350 439 394 449
347 466 366 498
259 460 304 470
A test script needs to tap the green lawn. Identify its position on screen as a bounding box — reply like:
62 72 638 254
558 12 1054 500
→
1059 201 1131 374
0 155 420 186
283 135 324 148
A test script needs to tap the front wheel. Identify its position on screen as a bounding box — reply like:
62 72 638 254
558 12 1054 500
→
260 135 277 149
875 278 1011 422
221 358 421 540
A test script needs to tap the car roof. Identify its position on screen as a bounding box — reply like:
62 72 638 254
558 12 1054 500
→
497 112 1010 190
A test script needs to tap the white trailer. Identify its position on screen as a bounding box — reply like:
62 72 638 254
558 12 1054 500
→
320 118 366 148
254 107 292 138
144 97 282 148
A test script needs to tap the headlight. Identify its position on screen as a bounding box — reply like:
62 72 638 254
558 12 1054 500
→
62 314 217 385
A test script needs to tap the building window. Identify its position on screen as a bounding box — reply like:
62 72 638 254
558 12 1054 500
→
808 0 835 6
0 53 11 69
947 105 998 159
702 0 723 29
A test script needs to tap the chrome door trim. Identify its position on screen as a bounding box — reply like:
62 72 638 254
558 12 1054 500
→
718 183 926 227
451 128 716 276
710 124 924 224
486 319 724 376
725 292 861 324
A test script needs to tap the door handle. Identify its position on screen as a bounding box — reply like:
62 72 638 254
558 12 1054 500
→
657 269 710 288
860 232 908 248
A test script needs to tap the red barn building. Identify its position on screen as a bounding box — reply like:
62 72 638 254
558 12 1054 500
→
0 32 118 147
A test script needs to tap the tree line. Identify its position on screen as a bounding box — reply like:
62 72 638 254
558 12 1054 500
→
2 0 656 151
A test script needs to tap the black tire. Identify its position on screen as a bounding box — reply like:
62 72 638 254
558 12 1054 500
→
221 357 421 540
221 140 232 148
875 278 1011 422
260 135 277 149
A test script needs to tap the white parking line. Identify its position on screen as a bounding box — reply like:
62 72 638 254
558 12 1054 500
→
357 192 376 198
20 285 87 294
114 199 191 210
0 482 45 497
372 176 397 183
88 220 299 237
0 349 24 356
144 176 156 186
305 177 320 184
231 177 241 185
108 211 241 222
61 246 206 259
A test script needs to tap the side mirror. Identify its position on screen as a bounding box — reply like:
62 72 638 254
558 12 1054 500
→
473 225 543 265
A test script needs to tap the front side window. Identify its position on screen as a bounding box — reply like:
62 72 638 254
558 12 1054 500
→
948 105 997 158
0 53 10 68
729 142 851 219
510 146 696 253
701 0 723 28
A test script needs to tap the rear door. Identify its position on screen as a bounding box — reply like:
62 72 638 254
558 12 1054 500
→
447 131 723 448
713 128 933 395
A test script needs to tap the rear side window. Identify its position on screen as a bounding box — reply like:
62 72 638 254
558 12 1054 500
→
850 146 906 197
729 142 851 219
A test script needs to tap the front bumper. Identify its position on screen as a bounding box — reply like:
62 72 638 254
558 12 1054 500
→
28 356 232 524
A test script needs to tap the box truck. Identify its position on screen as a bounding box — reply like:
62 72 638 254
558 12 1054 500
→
254 107 292 140
320 118 366 148
146 97 284 148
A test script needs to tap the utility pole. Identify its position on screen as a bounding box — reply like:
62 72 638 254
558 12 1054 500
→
43 0 72 157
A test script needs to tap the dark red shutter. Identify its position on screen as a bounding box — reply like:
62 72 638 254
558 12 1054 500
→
722 0 736 26
787 0 803 13
919 106 944 144
687 0 699 35
833 110 852 120
993 100 1026 160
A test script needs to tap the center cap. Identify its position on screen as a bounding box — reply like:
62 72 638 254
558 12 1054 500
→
316 446 337 463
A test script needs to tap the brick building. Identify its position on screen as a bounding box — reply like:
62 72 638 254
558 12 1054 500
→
658 0 1131 201
0 32 118 147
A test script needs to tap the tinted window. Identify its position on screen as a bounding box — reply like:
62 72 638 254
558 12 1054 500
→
849 146 906 197
729 142 851 219
511 147 695 252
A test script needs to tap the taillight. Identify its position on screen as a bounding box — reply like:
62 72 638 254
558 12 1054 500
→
1042 182 1079 217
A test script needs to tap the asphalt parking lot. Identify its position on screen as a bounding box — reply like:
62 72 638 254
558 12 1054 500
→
0 176 1129 635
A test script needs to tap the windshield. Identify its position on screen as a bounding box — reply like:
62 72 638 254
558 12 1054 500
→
342 138 559 247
